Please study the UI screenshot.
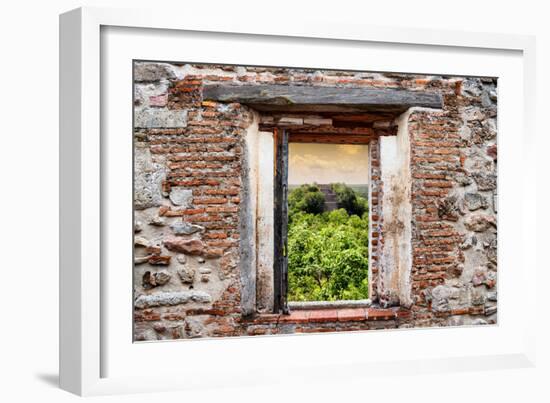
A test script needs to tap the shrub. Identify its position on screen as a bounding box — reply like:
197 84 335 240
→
287 208 369 301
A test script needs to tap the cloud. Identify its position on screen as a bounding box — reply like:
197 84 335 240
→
288 143 369 185
337 145 364 156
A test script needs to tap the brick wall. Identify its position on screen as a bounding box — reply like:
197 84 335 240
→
408 80 498 327
368 138 383 302
133 62 497 340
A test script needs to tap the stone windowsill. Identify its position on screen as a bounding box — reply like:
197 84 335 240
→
288 299 372 310
247 306 411 324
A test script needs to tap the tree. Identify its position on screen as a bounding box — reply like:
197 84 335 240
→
288 184 325 217
331 183 369 216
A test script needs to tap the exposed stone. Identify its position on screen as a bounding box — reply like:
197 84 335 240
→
134 236 150 247
134 85 144 107
472 172 497 191
460 234 477 250
197 257 206 264
135 329 159 341
486 144 497 161
170 221 204 235
464 192 488 211
164 238 204 255
169 187 193 207
134 291 212 308
149 215 166 226
471 288 486 306
134 109 188 129
177 267 196 284
134 255 151 265
472 267 487 286
463 106 484 121
481 90 494 108
142 271 171 289
148 255 171 265
176 254 187 264
153 323 166 333
455 172 473 186
199 267 212 283
437 195 460 221
464 214 496 232
134 220 143 233
134 63 177 82
462 80 483 97
170 325 187 340
431 285 458 313
487 291 498 302
485 305 497 316
471 266 496 289
481 119 497 140
134 146 166 209
471 318 488 326
184 318 204 338
446 316 465 327
485 236 497 264
220 252 237 274
485 271 497 289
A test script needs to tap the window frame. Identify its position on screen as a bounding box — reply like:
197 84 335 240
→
272 128 375 313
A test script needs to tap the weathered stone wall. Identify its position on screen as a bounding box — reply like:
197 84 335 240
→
408 79 498 327
133 62 497 340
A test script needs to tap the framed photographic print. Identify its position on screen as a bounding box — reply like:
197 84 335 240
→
60 6 537 396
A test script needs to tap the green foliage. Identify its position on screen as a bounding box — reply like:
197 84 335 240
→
287 193 370 301
288 184 325 216
331 183 369 216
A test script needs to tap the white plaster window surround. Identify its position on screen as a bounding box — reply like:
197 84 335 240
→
376 110 414 308
245 109 420 312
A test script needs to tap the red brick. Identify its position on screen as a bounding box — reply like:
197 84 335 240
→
204 248 224 258
308 310 339 322
204 232 228 239
193 197 228 205
280 311 310 323
366 309 395 321
149 94 167 107
337 308 367 322
134 310 161 322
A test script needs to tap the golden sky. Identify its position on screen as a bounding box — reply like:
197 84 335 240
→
288 143 369 185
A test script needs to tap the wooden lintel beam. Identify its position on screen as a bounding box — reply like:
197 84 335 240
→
288 133 374 144
260 125 376 135
330 112 397 123
203 84 443 111
288 125 375 136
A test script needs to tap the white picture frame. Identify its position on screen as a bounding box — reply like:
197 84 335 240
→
59 6 537 396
